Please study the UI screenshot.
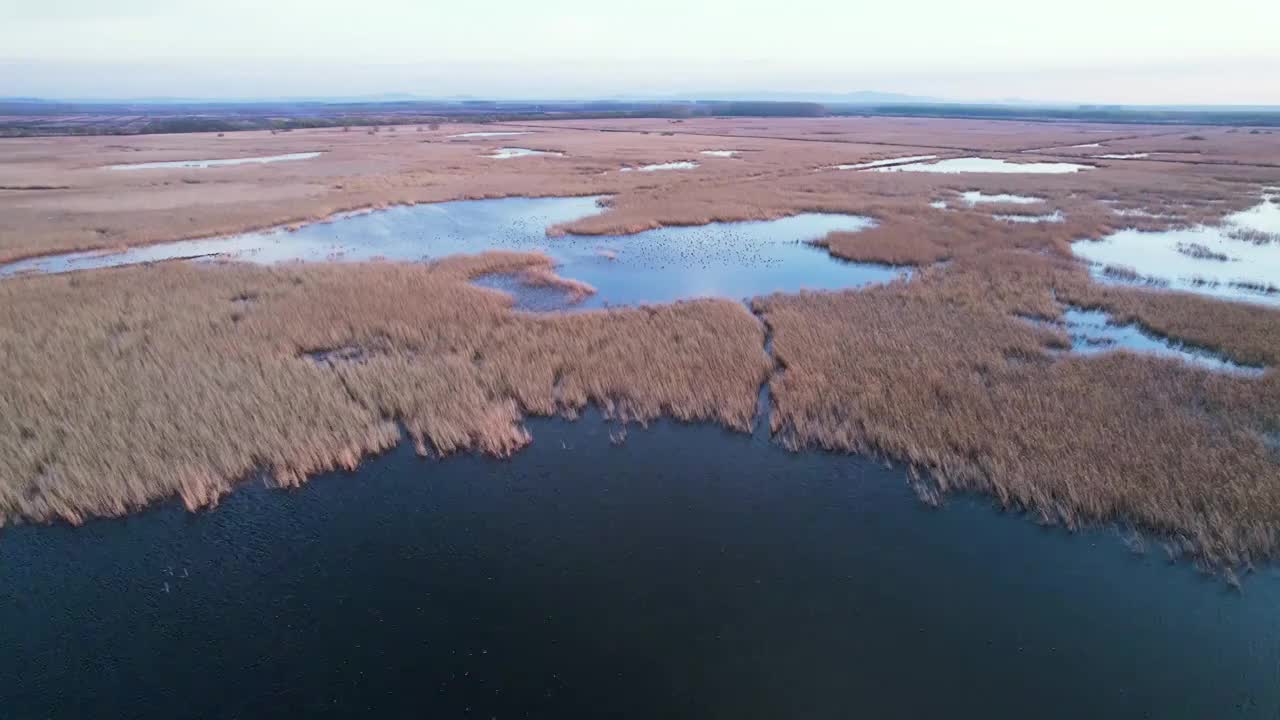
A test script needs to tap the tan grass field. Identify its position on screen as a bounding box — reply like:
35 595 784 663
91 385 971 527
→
1 117 1278 567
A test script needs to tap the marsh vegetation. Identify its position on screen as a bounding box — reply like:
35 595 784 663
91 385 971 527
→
1 117 1279 571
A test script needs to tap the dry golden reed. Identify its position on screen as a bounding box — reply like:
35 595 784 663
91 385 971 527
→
0 254 768 525
2 117 1279 567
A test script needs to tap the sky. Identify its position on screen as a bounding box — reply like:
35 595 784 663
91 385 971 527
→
1 0 1277 104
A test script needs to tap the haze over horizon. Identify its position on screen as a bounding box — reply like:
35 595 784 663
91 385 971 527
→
2 0 1278 105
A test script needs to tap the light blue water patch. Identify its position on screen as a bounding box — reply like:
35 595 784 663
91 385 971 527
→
1030 306 1265 375
873 157 1094 174
484 147 563 158
960 191 1044 205
526 213 891 308
0 196 609 277
0 196 895 307
1073 194 1280 307
621 161 698 172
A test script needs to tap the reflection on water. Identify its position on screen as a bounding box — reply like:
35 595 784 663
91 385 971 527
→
0 196 895 306
1096 153 1150 159
107 152 323 170
1073 194 1280 306
2 410 1278 719
484 147 564 159
621 161 698 172
699 150 741 157
960 191 1044 205
1029 306 1266 375
872 157 1094 174
490 213 892 309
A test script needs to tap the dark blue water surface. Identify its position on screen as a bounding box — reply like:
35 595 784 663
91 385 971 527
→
3 411 1279 719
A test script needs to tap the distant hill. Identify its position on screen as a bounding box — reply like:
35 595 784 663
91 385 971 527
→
682 90 944 104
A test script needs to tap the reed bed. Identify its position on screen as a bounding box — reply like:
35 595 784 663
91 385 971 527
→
754 253 1280 567
0 254 768 525
2 118 1279 567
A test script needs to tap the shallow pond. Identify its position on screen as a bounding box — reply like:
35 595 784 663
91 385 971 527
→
872 157 1094 174
2 410 1277 719
1073 195 1280 306
621 161 698 172
0 196 895 307
484 147 563 159
960 191 1044 205
699 150 741 157
107 152 323 170
1030 306 1265 375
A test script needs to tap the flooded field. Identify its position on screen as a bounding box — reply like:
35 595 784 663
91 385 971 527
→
1074 194 1280 306
621 161 699 172
872 157 1094 174
107 152 323 170
0 196 895 306
3 411 1278 720
699 150 741 157
484 147 564 159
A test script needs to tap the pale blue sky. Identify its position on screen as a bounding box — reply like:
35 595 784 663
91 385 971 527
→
1 0 1276 103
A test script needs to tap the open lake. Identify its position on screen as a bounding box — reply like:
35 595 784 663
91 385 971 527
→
2 411 1278 719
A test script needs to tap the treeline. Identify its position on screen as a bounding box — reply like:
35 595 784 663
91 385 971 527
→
0 99 834 137
4 96 1278 137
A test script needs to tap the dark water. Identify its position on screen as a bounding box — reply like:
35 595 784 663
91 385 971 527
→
4 411 1279 719
0 197 899 307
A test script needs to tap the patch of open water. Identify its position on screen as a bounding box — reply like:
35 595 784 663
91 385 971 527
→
960 191 1044 205
484 148 563 159
699 150 741 157
872 157 1095 174
1027 306 1266 375
2 409 1277 718
107 152 323 170
1073 194 1280 306
621 161 699 172
0 196 895 307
